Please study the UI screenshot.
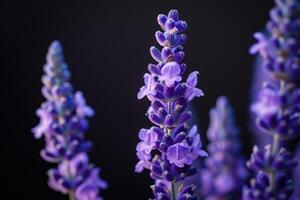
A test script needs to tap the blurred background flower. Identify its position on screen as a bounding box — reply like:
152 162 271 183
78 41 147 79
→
244 0 300 199
201 96 248 200
32 41 107 200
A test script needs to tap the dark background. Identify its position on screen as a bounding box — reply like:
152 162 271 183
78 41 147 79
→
2 0 274 199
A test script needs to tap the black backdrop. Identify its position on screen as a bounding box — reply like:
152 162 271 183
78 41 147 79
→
2 0 274 199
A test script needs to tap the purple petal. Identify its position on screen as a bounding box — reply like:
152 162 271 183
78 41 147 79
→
160 62 182 86
193 88 204 97
249 43 261 55
188 125 198 137
167 143 191 168
150 46 162 62
135 160 145 173
137 86 147 99
175 21 187 32
157 14 167 26
138 129 148 140
136 142 146 152
155 31 166 45
187 71 199 87
168 10 179 21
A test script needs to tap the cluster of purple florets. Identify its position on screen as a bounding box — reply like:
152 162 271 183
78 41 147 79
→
31 1 300 199
33 41 107 200
244 0 300 199
201 97 248 200
249 0 300 81
136 10 207 200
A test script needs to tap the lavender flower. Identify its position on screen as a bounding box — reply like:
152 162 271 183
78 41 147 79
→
136 10 207 200
244 0 300 199
249 0 300 81
32 41 107 200
201 96 248 200
251 82 300 139
243 146 296 199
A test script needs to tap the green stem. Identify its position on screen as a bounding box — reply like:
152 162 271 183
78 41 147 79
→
271 134 280 155
268 80 285 190
68 191 76 200
269 133 281 189
171 182 176 200
66 160 76 200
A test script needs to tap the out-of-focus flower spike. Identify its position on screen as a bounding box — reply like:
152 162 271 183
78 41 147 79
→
33 41 107 200
201 96 248 199
244 0 300 199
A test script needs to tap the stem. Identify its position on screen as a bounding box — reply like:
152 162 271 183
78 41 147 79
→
269 133 281 189
66 160 76 200
271 134 280 155
166 101 172 135
167 101 172 113
171 182 176 200
68 191 76 200
269 80 285 190
167 101 176 199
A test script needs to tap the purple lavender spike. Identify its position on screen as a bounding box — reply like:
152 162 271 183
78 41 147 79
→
244 0 300 199
201 96 248 199
32 41 107 200
136 10 207 200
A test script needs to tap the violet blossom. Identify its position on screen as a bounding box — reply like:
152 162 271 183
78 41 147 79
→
201 96 248 200
136 10 207 200
32 41 107 200
244 0 300 199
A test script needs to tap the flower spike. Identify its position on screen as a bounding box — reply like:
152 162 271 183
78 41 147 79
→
201 96 248 199
135 10 206 200
244 0 300 199
33 41 107 200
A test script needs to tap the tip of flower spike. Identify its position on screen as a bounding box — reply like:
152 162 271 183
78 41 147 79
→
215 96 231 112
208 96 239 140
168 9 179 21
49 40 61 49
47 40 64 65
49 41 63 56
157 9 187 34
217 95 228 104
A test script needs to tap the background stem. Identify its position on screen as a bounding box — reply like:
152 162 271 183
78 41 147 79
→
171 182 176 200
68 191 76 200
269 133 281 189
